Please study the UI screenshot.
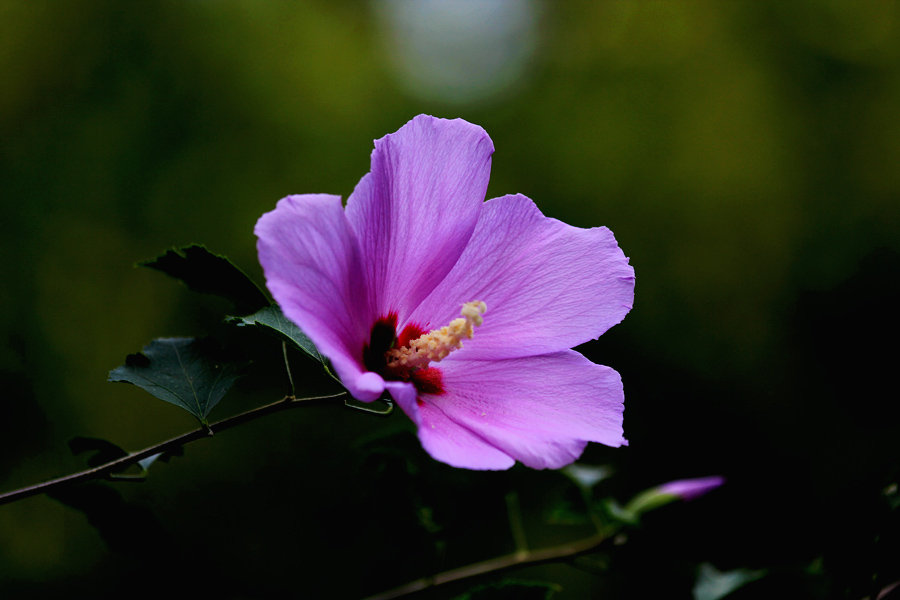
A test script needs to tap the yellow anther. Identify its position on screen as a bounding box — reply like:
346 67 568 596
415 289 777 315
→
386 301 486 371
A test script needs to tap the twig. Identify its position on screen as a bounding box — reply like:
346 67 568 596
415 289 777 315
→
362 533 609 600
281 340 296 396
0 391 348 507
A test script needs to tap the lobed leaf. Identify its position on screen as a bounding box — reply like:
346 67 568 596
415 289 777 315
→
141 245 269 314
231 304 323 363
108 337 244 424
48 481 172 559
67 436 182 479
69 436 128 468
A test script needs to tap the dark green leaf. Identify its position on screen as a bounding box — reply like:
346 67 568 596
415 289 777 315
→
545 498 590 526
141 245 269 314
69 436 128 468
49 481 172 559
231 304 323 362
595 498 639 526
67 436 180 480
108 337 244 423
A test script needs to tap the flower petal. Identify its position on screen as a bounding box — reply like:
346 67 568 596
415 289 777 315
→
255 194 383 401
391 380 515 470
420 350 626 470
408 194 634 359
345 115 494 321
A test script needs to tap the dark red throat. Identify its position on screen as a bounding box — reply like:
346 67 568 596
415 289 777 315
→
362 314 445 396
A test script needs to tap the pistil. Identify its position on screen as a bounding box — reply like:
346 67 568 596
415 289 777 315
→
386 301 486 370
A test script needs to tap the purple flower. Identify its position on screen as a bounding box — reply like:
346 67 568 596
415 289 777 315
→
255 115 635 470
657 476 725 501
624 476 724 516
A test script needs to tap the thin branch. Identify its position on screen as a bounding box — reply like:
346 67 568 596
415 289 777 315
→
0 391 348 507
281 340 296 396
363 533 610 600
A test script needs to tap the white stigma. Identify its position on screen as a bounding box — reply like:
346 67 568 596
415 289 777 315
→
386 301 486 371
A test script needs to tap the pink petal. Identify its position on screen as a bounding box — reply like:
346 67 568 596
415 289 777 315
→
408 194 634 360
390 380 515 470
417 350 627 470
345 115 494 321
255 194 384 401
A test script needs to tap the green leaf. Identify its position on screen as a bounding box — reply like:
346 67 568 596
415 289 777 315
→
884 482 900 510
108 337 244 424
562 463 614 492
596 498 639 526
693 563 766 600
137 445 184 472
141 245 269 314
544 497 590 526
231 304 322 362
137 453 163 471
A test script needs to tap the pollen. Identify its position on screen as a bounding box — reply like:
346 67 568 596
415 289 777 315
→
386 301 486 371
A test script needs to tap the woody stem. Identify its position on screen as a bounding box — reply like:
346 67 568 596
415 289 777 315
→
0 391 348 507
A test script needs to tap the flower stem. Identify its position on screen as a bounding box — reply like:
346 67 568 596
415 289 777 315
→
362 533 610 600
505 490 528 558
0 391 347 507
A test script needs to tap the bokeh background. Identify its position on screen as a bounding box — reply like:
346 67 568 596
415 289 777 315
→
2 1 899 598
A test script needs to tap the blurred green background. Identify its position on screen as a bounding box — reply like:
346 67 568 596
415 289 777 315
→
2 1 899 598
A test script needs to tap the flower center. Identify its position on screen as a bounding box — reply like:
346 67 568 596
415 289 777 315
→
386 301 486 371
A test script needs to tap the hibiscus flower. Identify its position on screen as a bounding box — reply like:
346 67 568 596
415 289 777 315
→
255 115 634 470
